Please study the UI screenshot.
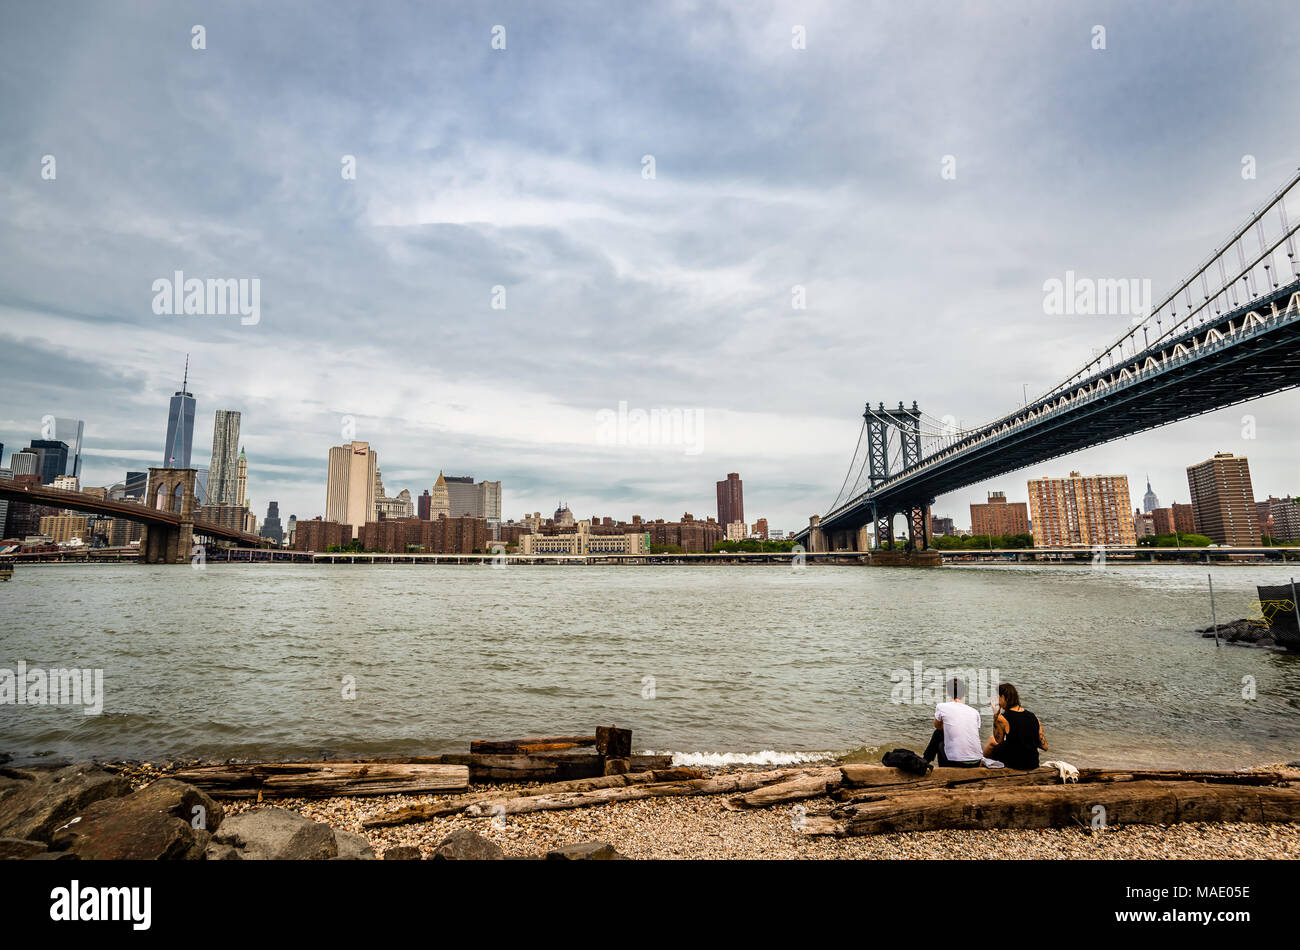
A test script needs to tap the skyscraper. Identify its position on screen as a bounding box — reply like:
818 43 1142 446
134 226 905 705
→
235 447 248 503
326 441 377 536
716 473 744 528
1186 452 1259 546
163 358 196 468
124 471 147 500
1142 476 1159 513
28 440 69 485
208 410 242 506
260 501 284 544
10 450 39 478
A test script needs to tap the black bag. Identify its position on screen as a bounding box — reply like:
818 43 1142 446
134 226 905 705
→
882 748 932 775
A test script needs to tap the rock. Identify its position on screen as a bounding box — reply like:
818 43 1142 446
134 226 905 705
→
124 778 224 832
332 829 377 860
204 842 241 861
51 795 209 861
0 764 129 843
31 850 78 860
431 828 504 860
211 807 338 860
545 840 627 860
382 845 422 860
0 837 47 859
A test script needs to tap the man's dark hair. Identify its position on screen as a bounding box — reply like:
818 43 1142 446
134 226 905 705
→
945 677 967 701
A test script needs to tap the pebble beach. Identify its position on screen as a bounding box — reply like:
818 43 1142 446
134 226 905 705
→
118 762 1300 860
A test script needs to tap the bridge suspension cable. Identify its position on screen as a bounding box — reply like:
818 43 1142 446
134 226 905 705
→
1039 166 1300 403
826 417 868 513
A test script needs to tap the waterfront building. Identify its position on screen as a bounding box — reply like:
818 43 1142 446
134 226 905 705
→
1027 472 1136 547
969 491 1031 537
519 521 648 556
326 441 378 536
293 517 353 551
1150 507 1176 535
402 515 489 554
39 513 89 544
929 515 955 537
208 410 241 505
754 517 769 539
261 501 284 544
1141 477 1160 513
163 361 196 468
1186 453 1259 546
716 473 744 527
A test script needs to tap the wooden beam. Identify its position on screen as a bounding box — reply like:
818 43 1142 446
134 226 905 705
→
169 762 469 799
469 736 596 754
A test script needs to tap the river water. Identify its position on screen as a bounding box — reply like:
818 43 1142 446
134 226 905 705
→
1 562 1297 768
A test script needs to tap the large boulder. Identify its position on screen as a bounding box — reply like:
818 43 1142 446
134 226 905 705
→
545 840 627 861
210 807 338 860
49 779 221 860
0 764 129 843
431 828 504 860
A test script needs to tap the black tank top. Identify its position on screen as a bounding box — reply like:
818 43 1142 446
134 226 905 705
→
998 708 1040 769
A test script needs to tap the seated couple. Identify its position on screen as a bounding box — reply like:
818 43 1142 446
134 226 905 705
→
923 678 1047 770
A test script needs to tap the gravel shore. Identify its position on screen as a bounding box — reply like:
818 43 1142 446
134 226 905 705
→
196 767 1299 860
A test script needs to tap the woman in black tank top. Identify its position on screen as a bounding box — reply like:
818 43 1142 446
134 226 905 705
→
983 683 1047 769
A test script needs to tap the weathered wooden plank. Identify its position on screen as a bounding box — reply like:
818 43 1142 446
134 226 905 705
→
804 780 1300 837
470 736 596 754
170 762 469 799
837 764 1289 795
363 767 703 826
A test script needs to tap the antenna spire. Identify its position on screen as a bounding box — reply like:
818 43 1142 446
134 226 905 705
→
182 354 189 393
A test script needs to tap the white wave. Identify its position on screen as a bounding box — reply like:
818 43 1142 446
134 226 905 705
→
654 749 838 768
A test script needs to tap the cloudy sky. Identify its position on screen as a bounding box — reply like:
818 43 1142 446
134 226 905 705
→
2 1 1298 533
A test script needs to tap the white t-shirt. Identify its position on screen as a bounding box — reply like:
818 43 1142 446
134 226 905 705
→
934 701 982 763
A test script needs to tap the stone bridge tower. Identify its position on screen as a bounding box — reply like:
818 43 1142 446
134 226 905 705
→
140 467 197 564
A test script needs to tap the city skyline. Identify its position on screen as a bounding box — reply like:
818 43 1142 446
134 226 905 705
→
2 3 1299 533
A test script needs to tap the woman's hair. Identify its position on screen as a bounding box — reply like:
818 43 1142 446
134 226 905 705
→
998 683 1021 707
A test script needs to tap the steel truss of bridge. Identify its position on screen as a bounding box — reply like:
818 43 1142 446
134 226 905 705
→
797 162 1300 556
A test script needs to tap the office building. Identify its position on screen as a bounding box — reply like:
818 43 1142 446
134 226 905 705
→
1186 453 1259 546
163 360 196 468
29 440 69 485
1150 507 1176 535
716 473 744 527
1027 472 1136 547
376 488 415 520
261 501 284 544
124 471 147 501
1133 509 1155 538
51 474 79 492
10 450 38 478
970 491 1031 537
418 490 431 520
929 515 955 537
1264 497 1300 541
286 514 297 546
208 410 241 505
754 517 769 539
725 520 748 541
326 441 378 535
194 467 209 507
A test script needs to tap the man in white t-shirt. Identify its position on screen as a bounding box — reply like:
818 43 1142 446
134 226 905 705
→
923 677 983 767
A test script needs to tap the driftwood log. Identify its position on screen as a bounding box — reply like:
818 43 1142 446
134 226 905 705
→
800 779 1300 837
723 768 845 809
169 762 469 799
363 767 703 826
465 767 834 817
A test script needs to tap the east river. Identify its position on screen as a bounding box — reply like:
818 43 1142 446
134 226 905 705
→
2 562 1297 768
